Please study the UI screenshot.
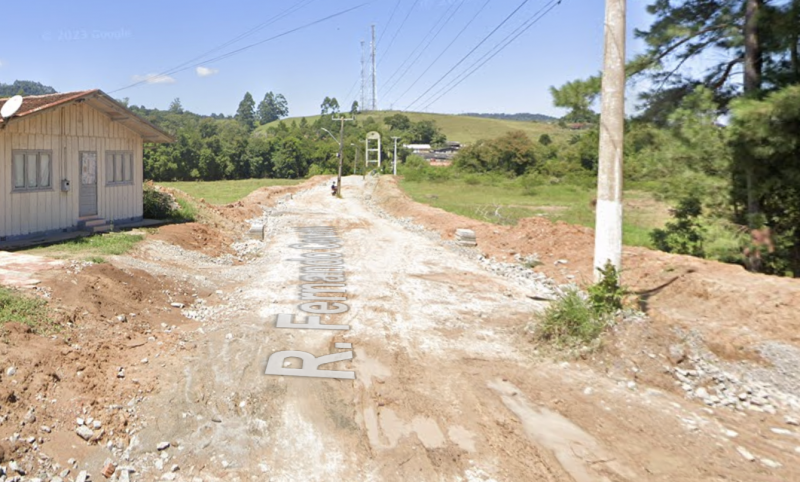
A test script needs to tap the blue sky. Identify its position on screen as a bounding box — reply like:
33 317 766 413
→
1 0 652 118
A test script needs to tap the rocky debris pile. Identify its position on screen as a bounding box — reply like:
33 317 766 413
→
146 240 235 266
65 260 96 274
231 239 264 258
455 229 477 247
666 340 800 415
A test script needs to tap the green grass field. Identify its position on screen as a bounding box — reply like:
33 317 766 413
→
23 232 145 263
157 179 302 205
256 111 568 145
399 177 669 248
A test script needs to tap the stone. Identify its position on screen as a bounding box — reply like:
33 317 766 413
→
736 446 755 462
694 387 709 400
211 416 222 423
116 315 127 323
60 468 70 477
76 470 90 482
51 477 64 482
40 425 51 433
157 441 170 451
668 345 686 364
771 427 792 435
76 426 94 441
93 420 102 429
171 464 180 472
9 460 25 475
170 303 185 309
5 366 16 376
785 416 799 426
77 417 85 426
761 458 782 469
101 463 115 478
723 429 738 438
161 473 177 481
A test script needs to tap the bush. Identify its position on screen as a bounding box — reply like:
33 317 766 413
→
651 196 705 257
588 262 625 315
536 289 606 345
143 187 174 219
534 262 624 347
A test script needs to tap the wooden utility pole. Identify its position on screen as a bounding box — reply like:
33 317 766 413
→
593 0 626 281
332 116 354 198
391 136 400 175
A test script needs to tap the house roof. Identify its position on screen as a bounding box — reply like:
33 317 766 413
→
0 89 174 143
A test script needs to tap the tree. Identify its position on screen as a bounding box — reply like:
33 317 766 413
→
350 101 359 116
549 76 601 123
236 92 257 130
730 84 800 276
169 98 184 114
257 92 289 125
320 96 340 115
384 113 412 131
410 120 446 146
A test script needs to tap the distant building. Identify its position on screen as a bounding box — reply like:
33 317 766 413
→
403 144 431 154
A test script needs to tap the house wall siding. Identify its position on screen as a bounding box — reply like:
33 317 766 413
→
0 103 144 239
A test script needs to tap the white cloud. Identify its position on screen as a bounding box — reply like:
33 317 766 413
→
132 73 176 84
196 66 219 77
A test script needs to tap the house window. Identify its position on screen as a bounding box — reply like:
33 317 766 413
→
106 151 133 185
12 151 52 191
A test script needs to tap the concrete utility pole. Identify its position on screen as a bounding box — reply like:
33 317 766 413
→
391 136 400 176
332 116 354 198
371 24 377 111
593 0 626 282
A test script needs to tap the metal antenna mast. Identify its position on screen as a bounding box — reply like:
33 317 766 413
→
360 40 366 111
371 24 377 111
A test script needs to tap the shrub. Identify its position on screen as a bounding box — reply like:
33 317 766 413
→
534 262 624 347
518 172 544 196
536 289 605 345
588 261 625 315
650 196 705 257
143 187 174 220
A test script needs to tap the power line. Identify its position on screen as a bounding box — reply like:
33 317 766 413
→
404 0 532 109
110 2 370 94
419 0 563 111
110 0 316 94
376 0 403 47
377 0 421 66
390 0 490 106
381 0 464 98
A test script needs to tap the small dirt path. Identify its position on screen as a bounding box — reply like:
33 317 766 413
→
90 177 797 482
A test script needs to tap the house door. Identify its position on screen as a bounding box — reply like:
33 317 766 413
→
79 151 98 217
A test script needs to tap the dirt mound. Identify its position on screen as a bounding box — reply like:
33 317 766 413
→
373 176 800 359
0 263 197 470
149 222 234 257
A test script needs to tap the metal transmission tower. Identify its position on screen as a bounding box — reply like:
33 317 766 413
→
360 40 367 111
371 24 378 111
593 0 626 281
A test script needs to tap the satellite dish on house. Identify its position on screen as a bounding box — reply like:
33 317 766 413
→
1 95 23 119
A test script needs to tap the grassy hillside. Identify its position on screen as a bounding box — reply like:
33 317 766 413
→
255 111 569 144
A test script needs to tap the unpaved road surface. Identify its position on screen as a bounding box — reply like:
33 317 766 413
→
5 177 799 481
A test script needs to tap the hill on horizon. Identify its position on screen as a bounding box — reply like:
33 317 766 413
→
0 80 57 97
256 110 568 144
459 112 557 123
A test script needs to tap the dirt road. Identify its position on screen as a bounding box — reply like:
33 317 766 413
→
69 176 790 482
8 176 798 481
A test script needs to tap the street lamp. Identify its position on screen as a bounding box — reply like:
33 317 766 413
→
320 128 342 196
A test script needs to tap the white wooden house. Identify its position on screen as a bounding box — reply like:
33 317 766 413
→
0 90 173 241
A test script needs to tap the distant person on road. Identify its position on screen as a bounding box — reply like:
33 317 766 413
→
331 181 337 197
